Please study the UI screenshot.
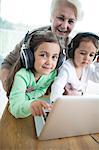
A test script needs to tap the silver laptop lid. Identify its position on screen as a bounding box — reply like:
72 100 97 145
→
38 95 99 140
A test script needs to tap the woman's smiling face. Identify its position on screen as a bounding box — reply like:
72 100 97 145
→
50 4 76 40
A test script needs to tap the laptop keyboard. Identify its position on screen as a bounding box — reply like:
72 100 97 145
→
43 111 49 122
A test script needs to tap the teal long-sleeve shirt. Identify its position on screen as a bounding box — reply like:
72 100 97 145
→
9 68 57 118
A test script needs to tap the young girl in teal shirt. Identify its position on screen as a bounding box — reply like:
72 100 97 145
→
6 31 61 118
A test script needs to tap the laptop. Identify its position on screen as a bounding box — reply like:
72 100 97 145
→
34 95 99 140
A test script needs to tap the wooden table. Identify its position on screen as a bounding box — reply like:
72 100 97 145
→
0 104 99 150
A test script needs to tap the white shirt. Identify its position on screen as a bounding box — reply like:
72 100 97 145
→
50 59 99 102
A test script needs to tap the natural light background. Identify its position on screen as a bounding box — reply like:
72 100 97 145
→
1 0 99 34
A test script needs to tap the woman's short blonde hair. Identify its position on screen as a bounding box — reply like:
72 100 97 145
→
50 0 83 21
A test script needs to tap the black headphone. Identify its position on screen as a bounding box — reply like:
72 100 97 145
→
20 31 63 69
20 31 34 69
67 32 99 60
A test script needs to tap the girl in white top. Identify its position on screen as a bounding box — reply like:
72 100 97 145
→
50 32 99 102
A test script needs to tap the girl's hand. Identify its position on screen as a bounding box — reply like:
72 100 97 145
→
64 83 80 95
30 100 52 116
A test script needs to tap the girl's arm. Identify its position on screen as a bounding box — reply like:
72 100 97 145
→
9 73 33 118
50 68 68 102
9 70 56 118
90 56 99 82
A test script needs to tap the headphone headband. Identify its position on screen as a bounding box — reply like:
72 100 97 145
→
73 32 99 41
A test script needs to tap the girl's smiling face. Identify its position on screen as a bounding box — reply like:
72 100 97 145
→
34 42 60 79
74 41 97 68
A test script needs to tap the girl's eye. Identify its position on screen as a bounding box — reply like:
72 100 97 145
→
80 52 95 57
90 54 95 57
52 55 58 61
80 52 86 55
40 53 47 58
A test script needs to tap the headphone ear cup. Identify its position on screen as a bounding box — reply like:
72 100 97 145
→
67 42 74 58
56 52 64 68
26 48 34 69
20 48 26 68
20 48 34 69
